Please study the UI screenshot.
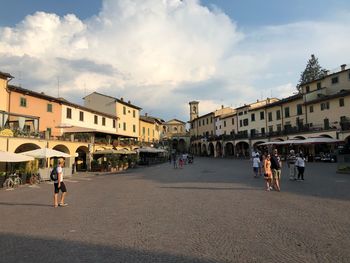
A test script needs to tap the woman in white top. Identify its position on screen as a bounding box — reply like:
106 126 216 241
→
295 154 305 181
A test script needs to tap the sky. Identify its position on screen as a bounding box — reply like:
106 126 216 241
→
0 0 350 121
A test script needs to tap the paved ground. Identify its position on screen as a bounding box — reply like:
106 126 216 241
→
0 158 349 263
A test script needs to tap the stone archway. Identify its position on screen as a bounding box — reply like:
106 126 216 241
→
201 144 207 156
14 143 41 153
178 139 186 153
53 144 71 169
75 146 88 172
208 143 215 157
224 142 234 157
172 139 178 153
319 134 333 138
235 141 250 158
216 141 222 157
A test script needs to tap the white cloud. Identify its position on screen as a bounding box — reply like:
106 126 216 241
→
0 1 349 121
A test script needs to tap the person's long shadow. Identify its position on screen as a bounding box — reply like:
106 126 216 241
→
0 232 219 263
160 186 258 191
0 202 51 207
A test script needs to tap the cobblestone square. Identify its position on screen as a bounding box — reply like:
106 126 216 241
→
0 158 349 263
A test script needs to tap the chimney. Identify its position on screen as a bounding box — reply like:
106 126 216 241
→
120 97 124 101
341 64 347 71
128 100 131 104
145 113 148 117
221 105 224 109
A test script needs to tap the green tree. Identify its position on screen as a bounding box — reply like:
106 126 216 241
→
298 54 326 91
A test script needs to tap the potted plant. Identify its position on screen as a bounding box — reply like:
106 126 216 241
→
117 159 124 171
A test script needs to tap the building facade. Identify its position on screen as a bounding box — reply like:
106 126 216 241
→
189 64 350 158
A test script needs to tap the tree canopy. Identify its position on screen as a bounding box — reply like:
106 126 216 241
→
298 54 326 91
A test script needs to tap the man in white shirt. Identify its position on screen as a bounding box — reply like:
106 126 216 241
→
53 159 68 208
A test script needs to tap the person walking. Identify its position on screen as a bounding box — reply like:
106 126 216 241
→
287 149 297 180
53 159 68 208
270 149 282 191
173 154 178 169
295 153 306 181
252 154 260 178
263 153 273 191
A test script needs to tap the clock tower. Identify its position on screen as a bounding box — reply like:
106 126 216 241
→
189 101 199 122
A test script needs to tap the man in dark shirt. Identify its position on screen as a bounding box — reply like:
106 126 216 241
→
270 149 282 191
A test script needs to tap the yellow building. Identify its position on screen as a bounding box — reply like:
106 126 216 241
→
83 92 142 139
0 71 12 112
139 114 163 143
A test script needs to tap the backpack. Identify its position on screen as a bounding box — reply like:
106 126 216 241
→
50 167 58 181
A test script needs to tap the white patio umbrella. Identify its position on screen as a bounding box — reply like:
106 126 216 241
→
21 148 71 158
0 151 35 162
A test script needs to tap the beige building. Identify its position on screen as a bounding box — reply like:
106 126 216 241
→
190 64 350 157
83 92 141 139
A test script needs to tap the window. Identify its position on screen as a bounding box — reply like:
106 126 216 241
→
284 107 290 118
268 126 273 133
20 97 27 107
317 82 322 90
133 125 136 133
339 98 345 107
276 110 281 120
46 128 52 136
277 124 282 132
202 120 204 126
243 118 249 126
133 110 136 118
148 128 150 136
66 108 72 119
47 103 53 112
309 105 314 113
239 120 243 127
224 121 226 127
268 112 273 122
238 112 243 116
331 76 339 84
250 129 256 137
321 102 330 111
102 117 106 126
123 122 126 131
142 127 145 135
297 104 303 115
261 128 265 134
123 106 126 115
251 113 255 122
153 130 154 137
79 111 84 121
94 115 98 124
113 120 116 128
199 121 201 127
206 118 209 125
210 117 213 123
232 118 234 125
260 111 264 120
305 86 310 93
348 72 350 80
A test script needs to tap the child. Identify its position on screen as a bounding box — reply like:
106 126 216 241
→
252 154 260 178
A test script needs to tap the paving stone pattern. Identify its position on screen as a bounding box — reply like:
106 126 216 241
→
0 158 349 263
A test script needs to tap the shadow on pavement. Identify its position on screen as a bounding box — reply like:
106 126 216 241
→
135 157 350 201
0 202 52 207
0 232 219 263
160 186 259 191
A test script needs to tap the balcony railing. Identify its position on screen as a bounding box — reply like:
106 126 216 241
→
190 122 348 142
